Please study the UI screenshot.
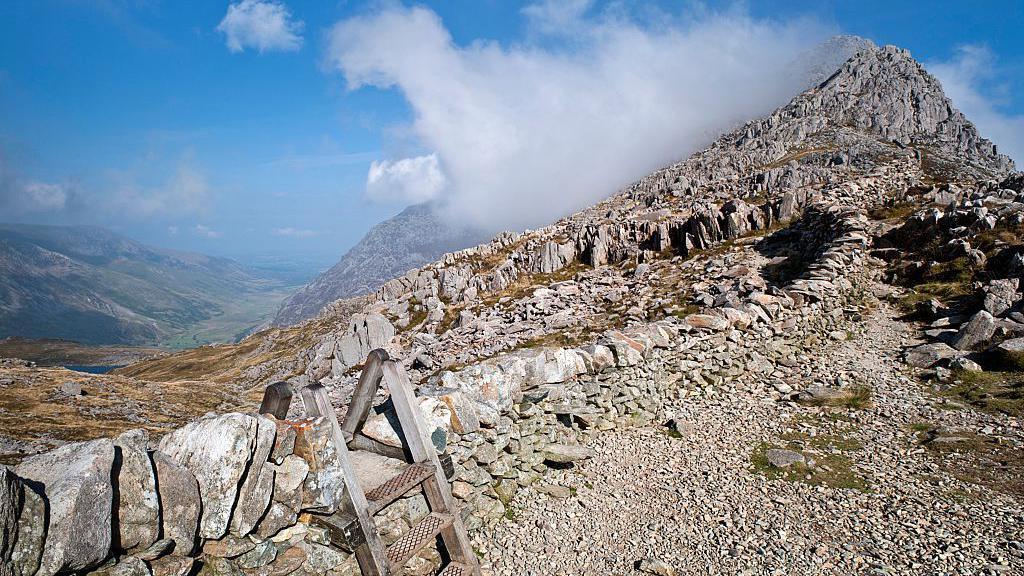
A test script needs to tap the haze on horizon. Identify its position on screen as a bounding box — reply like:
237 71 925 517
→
0 0 1022 263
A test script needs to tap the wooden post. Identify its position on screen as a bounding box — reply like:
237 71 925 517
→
381 361 480 573
302 383 391 575
258 381 292 419
342 349 389 439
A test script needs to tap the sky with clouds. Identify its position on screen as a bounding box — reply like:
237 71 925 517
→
0 0 1021 263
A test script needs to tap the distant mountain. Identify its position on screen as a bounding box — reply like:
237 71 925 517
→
272 35 879 327
0 223 292 346
273 203 486 325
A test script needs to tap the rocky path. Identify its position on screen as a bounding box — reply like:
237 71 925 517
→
481 295 1024 575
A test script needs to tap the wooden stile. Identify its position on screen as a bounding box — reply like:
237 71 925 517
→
277 350 480 576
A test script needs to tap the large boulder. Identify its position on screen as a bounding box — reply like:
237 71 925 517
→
335 313 396 367
15 439 115 576
952 310 997 351
113 429 160 553
151 452 200 557
157 413 262 540
1 466 45 576
361 397 451 453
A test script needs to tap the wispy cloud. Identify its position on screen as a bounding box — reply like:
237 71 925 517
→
263 151 377 169
0 150 80 215
273 227 317 238
930 44 1024 165
327 2 830 231
194 224 221 238
110 152 212 219
365 153 446 204
217 0 303 54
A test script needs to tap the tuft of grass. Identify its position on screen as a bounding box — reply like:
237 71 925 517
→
868 201 920 222
750 441 870 492
944 368 1024 417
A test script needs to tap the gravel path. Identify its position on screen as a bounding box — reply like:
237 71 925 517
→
481 298 1024 575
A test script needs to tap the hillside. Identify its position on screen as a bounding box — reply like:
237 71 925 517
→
0 223 296 346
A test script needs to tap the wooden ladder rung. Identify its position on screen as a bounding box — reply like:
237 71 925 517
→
386 512 454 569
365 462 435 515
438 562 475 576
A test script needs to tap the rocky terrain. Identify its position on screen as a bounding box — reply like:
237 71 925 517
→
1 43 1022 576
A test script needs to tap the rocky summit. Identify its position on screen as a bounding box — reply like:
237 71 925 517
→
2 43 1024 576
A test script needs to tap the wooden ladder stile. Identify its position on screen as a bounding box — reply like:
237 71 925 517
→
380 360 479 572
279 349 480 576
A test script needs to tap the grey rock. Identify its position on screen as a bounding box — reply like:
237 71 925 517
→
151 451 201 557
0 466 45 576
157 413 260 540
113 429 160 552
952 310 996 351
541 443 594 464
229 415 277 537
904 342 958 368
983 278 1020 316
15 439 115 576
765 449 805 469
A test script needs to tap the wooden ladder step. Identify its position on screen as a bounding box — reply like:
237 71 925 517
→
437 562 475 576
365 462 435 515
386 512 454 569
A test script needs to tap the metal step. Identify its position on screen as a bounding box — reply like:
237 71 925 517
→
365 462 434 515
437 562 474 576
386 512 454 569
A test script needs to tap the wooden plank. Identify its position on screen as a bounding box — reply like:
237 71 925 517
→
258 381 292 419
300 383 353 442
381 361 480 574
302 384 391 575
342 348 389 440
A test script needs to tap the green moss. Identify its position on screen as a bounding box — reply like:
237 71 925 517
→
944 368 1024 416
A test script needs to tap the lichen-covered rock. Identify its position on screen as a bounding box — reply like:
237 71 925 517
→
229 415 277 537
113 429 160 552
157 413 260 540
15 438 115 576
0 466 45 576
151 452 200 556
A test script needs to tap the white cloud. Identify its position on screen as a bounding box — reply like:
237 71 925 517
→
365 153 447 204
168 225 179 235
22 182 69 212
327 3 830 231
274 227 317 238
195 224 221 239
217 0 303 54
930 45 1024 165
113 156 211 218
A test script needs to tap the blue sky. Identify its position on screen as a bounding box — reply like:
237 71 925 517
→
1 1 1021 264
